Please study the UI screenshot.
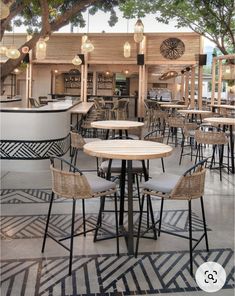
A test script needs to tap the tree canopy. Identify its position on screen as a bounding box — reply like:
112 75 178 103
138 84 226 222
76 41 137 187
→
120 0 235 55
0 0 122 81
1 0 234 82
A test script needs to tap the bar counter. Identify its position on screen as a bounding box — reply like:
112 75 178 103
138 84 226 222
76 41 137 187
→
0 100 92 171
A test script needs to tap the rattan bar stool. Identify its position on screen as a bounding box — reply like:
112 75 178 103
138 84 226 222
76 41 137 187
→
144 128 166 172
179 122 198 165
166 116 185 147
42 156 119 275
135 159 209 276
194 125 229 181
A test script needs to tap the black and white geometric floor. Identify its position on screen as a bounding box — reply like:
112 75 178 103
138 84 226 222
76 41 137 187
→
1 188 234 296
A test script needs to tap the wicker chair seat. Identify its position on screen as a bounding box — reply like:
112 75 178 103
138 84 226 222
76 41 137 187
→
100 159 143 174
143 173 180 194
143 167 206 200
85 174 116 196
71 132 101 149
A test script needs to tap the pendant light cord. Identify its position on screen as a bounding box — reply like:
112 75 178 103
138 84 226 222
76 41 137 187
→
87 10 90 34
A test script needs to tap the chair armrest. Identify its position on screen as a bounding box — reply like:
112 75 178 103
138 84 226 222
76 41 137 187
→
50 156 83 174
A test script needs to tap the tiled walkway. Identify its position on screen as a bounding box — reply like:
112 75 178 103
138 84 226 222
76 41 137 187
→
1 147 234 295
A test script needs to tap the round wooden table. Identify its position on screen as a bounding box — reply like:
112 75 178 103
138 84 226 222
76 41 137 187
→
161 104 188 109
203 117 235 174
91 120 145 139
179 109 212 122
84 139 173 254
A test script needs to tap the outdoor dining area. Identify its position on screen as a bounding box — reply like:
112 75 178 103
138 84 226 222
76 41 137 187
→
0 2 235 294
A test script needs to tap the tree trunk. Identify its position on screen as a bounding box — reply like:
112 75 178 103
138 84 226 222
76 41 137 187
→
0 34 41 83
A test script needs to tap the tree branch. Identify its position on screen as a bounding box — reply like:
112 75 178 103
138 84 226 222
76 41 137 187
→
1 1 25 40
39 0 51 36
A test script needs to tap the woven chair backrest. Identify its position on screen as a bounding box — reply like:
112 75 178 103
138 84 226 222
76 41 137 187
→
168 116 185 128
195 129 228 145
70 132 86 149
118 99 129 109
170 167 206 200
50 165 93 199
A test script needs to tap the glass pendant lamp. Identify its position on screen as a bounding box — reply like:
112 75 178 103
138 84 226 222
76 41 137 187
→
134 19 144 43
36 38 47 60
72 55 82 66
123 41 131 58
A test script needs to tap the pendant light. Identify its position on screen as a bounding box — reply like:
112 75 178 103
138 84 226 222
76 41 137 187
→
0 2 10 19
0 45 8 55
6 25 21 59
81 38 94 53
81 11 94 53
134 19 144 43
123 19 131 58
72 55 82 66
6 46 20 59
123 42 131 58
36 38 47 60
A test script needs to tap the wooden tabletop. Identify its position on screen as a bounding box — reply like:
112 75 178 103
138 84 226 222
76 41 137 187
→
209 104 235 110
161 104 188 109
179 109 212 114
91 120 144 130
70 102 94 114
84 139 173 160
203 117 235 126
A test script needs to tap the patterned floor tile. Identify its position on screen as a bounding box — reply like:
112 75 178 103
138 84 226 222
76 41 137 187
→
1 249 234 295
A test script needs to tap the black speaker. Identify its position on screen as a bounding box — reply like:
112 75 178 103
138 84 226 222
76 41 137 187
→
137 54 144 65
23 53 30 64
78 54 85 65
199 54 207 65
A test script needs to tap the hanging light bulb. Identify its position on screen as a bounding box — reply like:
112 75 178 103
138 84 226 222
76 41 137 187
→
72 55 82 66
13 68 20 74
134 19 144 43
0 2 10 19
81 39 94 53
123 41 131 58
36 38 47 60
6 46 21 59
0 45 8 55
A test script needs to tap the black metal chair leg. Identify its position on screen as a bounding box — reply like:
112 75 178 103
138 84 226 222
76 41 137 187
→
82 199 86 236
94 197 105 242
161 158 165 173
148 195 157 240
158 198 164 237
69 199 76 276
114 193 119 256
136 174 141 209
188 200 193 276
179 137 185 165
219 145 223 181
42 192 55 253
200 197 209 252
135 195 145 257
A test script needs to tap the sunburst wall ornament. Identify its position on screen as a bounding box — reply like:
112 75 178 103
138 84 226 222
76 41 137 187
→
160 38 185 60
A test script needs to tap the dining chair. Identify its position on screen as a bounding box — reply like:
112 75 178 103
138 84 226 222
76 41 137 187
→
29 97 41 108
42 156 119 275
194 125 229 181
135 159 209 276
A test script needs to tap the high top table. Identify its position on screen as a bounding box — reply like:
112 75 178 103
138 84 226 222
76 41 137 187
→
84 139 173 254
91 120 145 139
179 109 212 122
203 117 235 174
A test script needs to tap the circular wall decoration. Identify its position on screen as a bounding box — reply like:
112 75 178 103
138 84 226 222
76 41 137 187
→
160 38 185 60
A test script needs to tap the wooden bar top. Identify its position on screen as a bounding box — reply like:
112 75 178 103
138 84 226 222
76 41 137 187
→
70 102 94 114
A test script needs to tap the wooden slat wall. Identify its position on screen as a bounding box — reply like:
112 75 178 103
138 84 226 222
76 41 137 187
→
88 35 138 63
1 32 200 64
147 33 200 63
46 35 81 60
